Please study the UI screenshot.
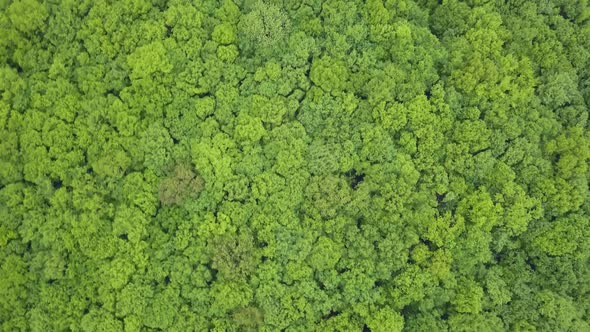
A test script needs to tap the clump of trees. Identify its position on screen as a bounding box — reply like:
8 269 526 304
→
1 0 589 331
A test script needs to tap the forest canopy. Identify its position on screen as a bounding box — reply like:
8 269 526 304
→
1 0 590 331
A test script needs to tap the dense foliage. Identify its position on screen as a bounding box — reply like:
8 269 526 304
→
1 0 590 331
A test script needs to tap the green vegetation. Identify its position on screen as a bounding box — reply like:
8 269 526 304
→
1 0 590 330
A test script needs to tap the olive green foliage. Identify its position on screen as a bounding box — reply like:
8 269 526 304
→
158 163 204 206
1 0 590 331
239 0 290 51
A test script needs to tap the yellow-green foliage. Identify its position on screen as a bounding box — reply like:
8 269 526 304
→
1 0 590 331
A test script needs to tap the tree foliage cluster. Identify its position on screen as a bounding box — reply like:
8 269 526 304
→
1 0 590 331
